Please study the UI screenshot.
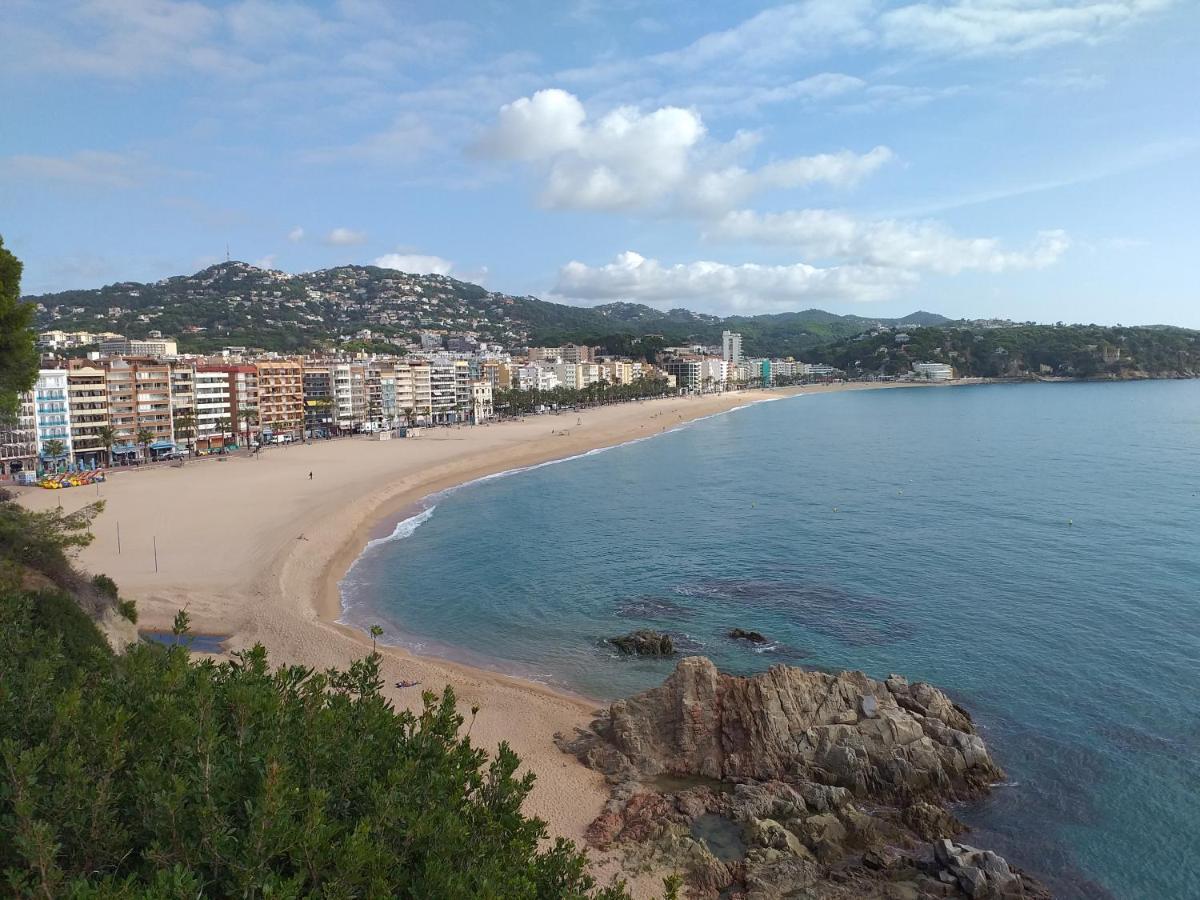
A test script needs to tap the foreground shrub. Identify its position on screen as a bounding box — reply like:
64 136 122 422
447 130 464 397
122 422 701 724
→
0 596 632 899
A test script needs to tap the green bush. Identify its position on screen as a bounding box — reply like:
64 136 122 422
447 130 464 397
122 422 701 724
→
116 597 138 624
0 588 631 899
91 573 119 598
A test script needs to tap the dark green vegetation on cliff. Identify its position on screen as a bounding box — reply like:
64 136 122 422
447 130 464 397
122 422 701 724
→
29 260 943 357
0 495 641 899
811 323 1200 378
0 236 39 420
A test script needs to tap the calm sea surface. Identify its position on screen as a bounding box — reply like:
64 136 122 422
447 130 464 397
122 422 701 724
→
341 381 1200 898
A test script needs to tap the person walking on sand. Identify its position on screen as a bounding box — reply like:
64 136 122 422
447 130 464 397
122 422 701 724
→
308 471 313 480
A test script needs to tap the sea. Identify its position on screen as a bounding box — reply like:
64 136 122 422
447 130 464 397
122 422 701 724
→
340 380 1200 899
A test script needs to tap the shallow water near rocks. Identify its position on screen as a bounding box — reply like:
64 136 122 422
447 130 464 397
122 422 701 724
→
342 381 1200 899
690 813 746 864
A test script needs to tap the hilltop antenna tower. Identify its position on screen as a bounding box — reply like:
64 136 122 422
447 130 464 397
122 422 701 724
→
225 243 231 262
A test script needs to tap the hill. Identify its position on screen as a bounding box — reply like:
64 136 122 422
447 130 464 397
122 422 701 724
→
29 261 948 357
809 323 1200 379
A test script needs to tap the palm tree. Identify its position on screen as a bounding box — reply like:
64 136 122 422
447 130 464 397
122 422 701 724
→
135 428 155 463
239 408 259 448
96 424 117 467
172 412 196 457
41 439 66 473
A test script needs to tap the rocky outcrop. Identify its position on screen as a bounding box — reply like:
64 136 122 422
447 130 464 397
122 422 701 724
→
609 629 674 656
599 657 1000 802
559 657 1049 899
730 628 768 643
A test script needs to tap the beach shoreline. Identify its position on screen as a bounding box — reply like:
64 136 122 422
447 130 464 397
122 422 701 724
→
15 377 981 896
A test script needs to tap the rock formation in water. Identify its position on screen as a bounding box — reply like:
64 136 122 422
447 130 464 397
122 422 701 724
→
559 657 1050 899
609 629 675 656
729 628 769 644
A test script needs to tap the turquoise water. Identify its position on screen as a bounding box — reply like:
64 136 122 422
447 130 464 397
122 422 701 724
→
341 381 1200 898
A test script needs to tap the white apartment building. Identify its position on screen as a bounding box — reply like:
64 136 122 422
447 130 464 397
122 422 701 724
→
100 337 179 357
0 392 37 477
193 370 233 448
33 370 73 468
913 362 955 381
722 330 743 365
471 381 494 423
516 364 560 391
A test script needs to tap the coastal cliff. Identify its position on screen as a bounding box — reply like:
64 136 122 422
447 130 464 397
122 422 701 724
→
560 657 1049 899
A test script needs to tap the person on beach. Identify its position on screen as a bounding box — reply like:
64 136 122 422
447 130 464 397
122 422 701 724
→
308 471 313 480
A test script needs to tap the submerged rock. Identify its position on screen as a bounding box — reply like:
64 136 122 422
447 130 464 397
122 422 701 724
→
563 656 1051 899
609 629 674 656
730 628 769 643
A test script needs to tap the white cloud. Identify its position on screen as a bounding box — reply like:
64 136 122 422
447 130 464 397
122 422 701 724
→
689 146 893 214
373 253 455 276
711 209 1070 274
478 88 889 212
253 254 278 269
4 150 146 188
554 250 914 312
287 226 305 242
880 0 1174 56
325 227 368 246
476 88 587 161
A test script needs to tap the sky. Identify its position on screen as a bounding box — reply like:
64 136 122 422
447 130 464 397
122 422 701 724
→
2 0 1198 325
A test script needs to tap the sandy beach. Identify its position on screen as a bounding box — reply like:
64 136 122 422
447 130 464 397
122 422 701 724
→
16 380 957 894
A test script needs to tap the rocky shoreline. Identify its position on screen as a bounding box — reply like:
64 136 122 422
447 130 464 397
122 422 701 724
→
558 657 1050 899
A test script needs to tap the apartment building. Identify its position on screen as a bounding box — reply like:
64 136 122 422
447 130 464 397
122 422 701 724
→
100 337 179 357
0 392 36 476
33 370 73 468
103 358 174 460
302 365 335 436
722 330 744 365
429 362 459 424
515 364 559 391
193 369 234 450
256 359 304 438
471 381 494 423
66 367 109 467
660 357 702 392
333 363 367 433
394 361 432 423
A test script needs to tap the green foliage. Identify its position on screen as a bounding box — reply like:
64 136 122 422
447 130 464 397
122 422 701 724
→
0 236 39 421
29 259 945 358
91 573 119 598
0 591 631 898
117 598 138 624
812 324 1200 379
24 587 114 662
494 377 674 416
0 500 103 578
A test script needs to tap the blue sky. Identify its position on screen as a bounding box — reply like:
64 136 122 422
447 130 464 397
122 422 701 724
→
3 0 1197 325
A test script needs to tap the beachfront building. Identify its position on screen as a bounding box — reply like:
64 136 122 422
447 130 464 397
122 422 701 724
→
302 365 334 436
104 358 174 462
0 391 37 477
255 359 304 439
394 361 432 424
913 362 955 382
333 363 368 433
169 364 196 452
33 370 73 471
471 380 494 424
193 369 234 451
429 363 455 423
660 357 702 392
66 367 109 468
99 336 179 357
722 330 743 365
516 364 559 392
